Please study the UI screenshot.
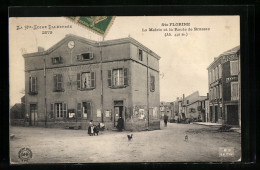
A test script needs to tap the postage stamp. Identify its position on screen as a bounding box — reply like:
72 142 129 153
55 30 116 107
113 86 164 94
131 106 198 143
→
66 16 116 37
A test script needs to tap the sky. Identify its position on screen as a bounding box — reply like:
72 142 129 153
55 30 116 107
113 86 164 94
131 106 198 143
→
9 16 240 106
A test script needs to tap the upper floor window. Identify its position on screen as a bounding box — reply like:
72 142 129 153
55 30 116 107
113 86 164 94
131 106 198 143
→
77 52 94 61
230 60 239 75
215 66 219 80
108 68 128 88
29 76 37 94
219 84 222 98
138 49 143 61
53 74 63 92
212 69 215 82
231 82 239 100
52 56 63 64
186 100 189 104
150 75 155 92
77 72 95 90
218 64 222 78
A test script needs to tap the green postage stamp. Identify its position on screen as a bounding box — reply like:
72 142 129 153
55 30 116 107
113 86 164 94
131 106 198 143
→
66 16 116 37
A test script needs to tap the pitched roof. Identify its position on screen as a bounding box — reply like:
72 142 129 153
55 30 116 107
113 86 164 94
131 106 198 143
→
207 45 240 69
23 34 161 60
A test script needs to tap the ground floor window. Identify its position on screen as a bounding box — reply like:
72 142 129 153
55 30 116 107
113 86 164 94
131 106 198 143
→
50 103 67 118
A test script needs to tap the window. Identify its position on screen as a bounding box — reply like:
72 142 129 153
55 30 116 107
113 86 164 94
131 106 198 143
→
138 49 143 61
108 68 128 87
216 86 219 99
215 67 219 80
77 72 95 90
213 87 216 99
150 75 155 92
230 60 238 75
209 72 211 84
212 69 215 82
29 76 37 94
219 64 222 78
51 103 67 118
219 84 222 98
53 74 63 92
82 102 91 119
186 100 189 104
77 52 94 61
52 56 62 64
231 82 239 100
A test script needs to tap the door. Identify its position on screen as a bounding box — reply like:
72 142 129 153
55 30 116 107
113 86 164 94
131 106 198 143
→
113 100 124 127
210 106 213 122
82 102 91 120
214 106 218 123
30 104 37 126
227 105 239 125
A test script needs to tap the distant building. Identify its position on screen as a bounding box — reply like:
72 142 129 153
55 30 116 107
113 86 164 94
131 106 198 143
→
23 34 161 131
207 46 240 125
160 102 173 119
181 91 207 121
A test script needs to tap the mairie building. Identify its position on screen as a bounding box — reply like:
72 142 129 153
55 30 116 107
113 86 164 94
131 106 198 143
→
23 34 161 131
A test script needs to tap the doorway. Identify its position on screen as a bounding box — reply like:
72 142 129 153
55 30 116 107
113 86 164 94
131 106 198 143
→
227 105 239 125
30 104 37 126
114 100 124 127
214 106 218 123
210 106 213 122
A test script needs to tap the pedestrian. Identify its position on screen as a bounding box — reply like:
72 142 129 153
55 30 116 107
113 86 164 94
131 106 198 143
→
164 114 168 127
88 120 94 136
116 117 124 131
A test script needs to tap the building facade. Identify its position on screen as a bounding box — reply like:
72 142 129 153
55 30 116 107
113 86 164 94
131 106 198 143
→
207 46 240 125
23 34 161 131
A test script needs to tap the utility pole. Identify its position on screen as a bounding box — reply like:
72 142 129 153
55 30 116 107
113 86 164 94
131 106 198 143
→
100 37 104 123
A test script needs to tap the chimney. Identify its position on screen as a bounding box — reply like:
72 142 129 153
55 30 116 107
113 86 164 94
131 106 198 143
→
183 94 185 100
177 97 179 100
214 57 218 61
38 46 44 52
207 93 209 99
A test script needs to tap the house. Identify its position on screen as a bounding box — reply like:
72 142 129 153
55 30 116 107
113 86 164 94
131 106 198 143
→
181 91 207 121
207 46 240 125
23 34 161 131
160 102 174 120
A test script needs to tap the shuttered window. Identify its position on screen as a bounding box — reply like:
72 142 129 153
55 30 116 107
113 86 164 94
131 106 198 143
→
63 103 67 118
50 103 54 118
29 76 37 94
80 72 95 89
231 82 239 100
219 64 222 78
150 75 155 92
108 68 129 87
77 103 82 118
219 84 222 98
230 60 239 75
54 74 63 91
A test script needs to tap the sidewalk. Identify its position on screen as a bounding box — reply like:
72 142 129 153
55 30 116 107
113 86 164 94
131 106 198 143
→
192 122 241 133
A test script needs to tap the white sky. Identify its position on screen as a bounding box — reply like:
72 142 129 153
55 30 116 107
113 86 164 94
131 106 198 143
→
9 16 240 106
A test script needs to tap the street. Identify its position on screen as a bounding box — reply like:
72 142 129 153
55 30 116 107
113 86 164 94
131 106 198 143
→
10 121 241 163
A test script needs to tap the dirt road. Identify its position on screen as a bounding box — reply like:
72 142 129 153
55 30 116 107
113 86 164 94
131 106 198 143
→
10 121 241 163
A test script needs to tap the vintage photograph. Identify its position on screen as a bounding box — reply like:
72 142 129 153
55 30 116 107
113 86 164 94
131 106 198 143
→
9 16 241 163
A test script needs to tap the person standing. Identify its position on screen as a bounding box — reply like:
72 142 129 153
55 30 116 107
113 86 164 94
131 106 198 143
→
164 114 168 127
116 117 124 131
88 120 94 136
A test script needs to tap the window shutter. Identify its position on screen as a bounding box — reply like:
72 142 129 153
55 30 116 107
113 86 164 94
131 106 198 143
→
77 73 81 89
54 75 57 91
91 72 95 88
124 68 128 86
91 52 94 59
35 77 38 92
77 54 82 61
63 103 67 118
77 103 82 118
29 77 31 92
59 74 63 90
87 102 91 118
50 103 54 118
108 70 112 87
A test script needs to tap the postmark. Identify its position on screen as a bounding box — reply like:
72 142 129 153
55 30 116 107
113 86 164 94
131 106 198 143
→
66 16 116 37
18 147 32 162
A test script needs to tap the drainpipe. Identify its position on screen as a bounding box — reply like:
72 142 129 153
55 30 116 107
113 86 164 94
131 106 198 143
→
44 57 47 127
147 53 149 130
100 39 104 123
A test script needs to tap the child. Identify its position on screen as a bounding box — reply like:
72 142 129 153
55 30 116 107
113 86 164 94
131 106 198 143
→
88 120 94 136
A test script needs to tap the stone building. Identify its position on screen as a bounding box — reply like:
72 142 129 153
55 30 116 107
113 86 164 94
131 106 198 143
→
23 34 161 131
207 46 240 125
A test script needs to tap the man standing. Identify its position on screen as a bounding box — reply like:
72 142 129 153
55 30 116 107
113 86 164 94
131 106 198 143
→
117 117 124 131
164 114 168 127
